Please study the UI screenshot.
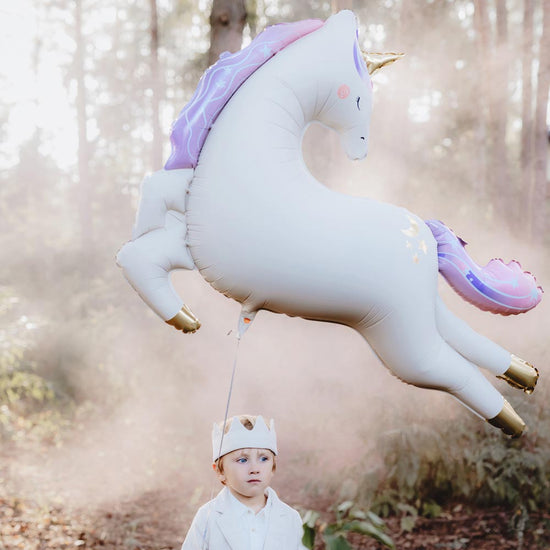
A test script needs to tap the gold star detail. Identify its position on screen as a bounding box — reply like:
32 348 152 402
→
401 216 419 238
419 240 427 254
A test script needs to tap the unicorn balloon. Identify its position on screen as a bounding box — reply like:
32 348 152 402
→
117 11 542 437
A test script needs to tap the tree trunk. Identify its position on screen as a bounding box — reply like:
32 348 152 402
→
149 0 163 169
473 1 511 221
521 0 534 224
75 0 93 253
531 0 550 242
387 0 416 202
208 0 247 66
332 0 353 10
473 0 491 199
493 1 510 220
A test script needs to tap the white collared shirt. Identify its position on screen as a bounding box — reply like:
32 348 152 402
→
181 486 307 550
225 488 273 550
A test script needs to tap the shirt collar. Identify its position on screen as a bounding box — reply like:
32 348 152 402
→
224 486 273 516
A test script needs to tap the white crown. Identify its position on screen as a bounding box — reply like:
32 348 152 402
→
212 415 278 462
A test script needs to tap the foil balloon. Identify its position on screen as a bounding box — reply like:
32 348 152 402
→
426 220 542 316
117 11 542 438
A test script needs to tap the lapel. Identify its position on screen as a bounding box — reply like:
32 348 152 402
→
263 488 291 550
213 488 250 550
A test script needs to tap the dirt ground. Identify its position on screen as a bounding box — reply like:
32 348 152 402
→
2 484 550 550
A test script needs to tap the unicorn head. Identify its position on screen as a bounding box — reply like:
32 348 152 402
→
311 11 374 160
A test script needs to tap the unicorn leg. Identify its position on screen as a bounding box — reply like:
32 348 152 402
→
359 316 526 437
435 297 539 393
132 169 193 239
117 211 200 333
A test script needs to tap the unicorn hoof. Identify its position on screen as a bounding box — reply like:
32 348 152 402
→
487 399 526 438
166 305 201 333
498 355 539 394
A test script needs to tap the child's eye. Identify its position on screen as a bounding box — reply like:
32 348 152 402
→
237 457 247 463
356 96 361 110
259 455 270 462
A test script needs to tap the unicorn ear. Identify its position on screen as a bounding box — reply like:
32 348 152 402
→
324 9 359 34
321 10 359 59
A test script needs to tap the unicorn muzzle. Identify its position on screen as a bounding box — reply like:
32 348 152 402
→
340 129 369 160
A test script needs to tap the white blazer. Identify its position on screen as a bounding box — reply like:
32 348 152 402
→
181 487 307 550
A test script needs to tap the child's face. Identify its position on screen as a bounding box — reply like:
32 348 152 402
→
216 448 275 506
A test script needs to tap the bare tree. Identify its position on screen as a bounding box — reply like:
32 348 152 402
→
521 0 534 222
388 0 416 202
75 0 93 252
208 0 248 66
531 0 550 242
493 1 510 219
473 0 490 199
332 0 353 10
150 0 163 169
473 1 511 219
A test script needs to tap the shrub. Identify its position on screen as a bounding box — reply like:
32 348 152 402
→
301 501 395 550
357 400 550 517
0 286 71 445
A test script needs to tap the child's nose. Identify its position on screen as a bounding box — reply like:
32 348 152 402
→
249 460 261 472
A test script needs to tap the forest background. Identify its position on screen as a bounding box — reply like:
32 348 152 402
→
1 0 550 548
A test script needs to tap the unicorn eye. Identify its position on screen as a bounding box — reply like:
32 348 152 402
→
356 96 361 110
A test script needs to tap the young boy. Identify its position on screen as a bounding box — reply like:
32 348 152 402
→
181 414 306 550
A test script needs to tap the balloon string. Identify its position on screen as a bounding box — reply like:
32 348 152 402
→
217 335 241 461
200 334 242 550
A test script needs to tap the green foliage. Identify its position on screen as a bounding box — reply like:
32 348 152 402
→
301 501 395 550
302 509 320 549
358 405 550 518
0 370 55 412
0 287 72 445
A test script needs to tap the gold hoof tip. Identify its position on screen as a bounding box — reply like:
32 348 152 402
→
498 355 539 394
166 306 201 334
487 400 526 438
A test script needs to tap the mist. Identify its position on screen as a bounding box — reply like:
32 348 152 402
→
1 0 548 545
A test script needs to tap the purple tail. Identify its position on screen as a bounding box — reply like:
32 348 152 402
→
426 220 543 315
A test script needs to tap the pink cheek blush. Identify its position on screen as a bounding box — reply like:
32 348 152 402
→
337 84 350 99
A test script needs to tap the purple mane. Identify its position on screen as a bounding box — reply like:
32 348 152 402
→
164 19 324 171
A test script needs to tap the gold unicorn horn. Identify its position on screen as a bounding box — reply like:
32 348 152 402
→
362 52 404 75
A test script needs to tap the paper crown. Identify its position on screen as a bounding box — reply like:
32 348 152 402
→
212 415 278 462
